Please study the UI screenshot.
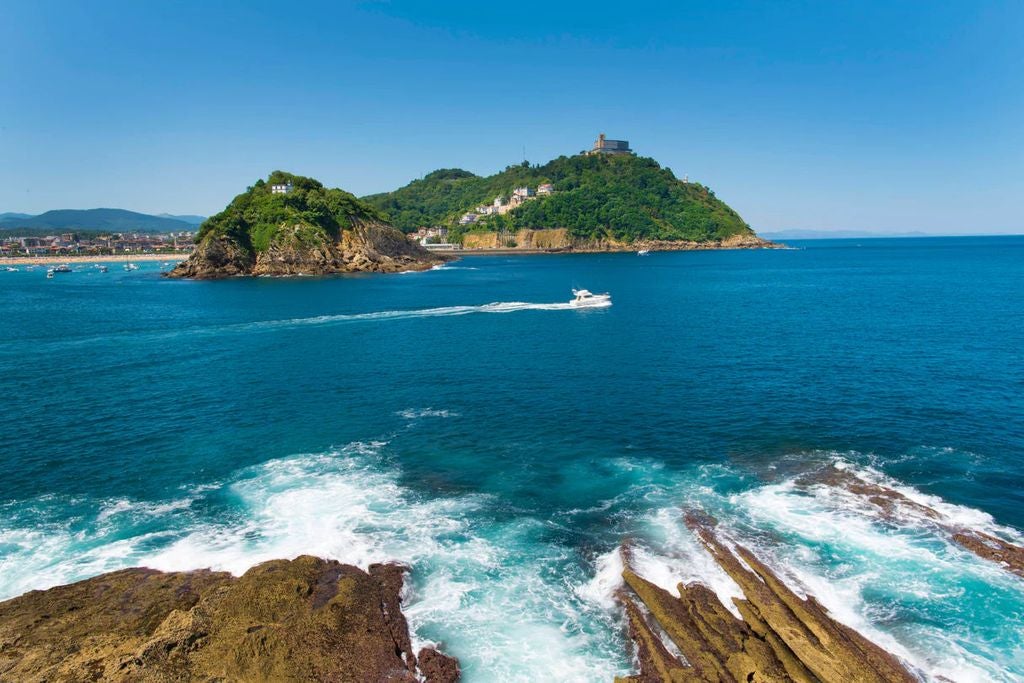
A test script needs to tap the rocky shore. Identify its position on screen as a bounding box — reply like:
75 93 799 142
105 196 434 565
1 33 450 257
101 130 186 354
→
616 514 920 683
459 229 780 252
0 556 458 682
5 468 1017 682
168 221 452 279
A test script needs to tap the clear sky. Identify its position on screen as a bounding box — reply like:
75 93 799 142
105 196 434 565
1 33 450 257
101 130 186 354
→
1 1 1022 233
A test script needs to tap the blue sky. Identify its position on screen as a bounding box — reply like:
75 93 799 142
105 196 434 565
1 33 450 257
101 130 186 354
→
1 1 1021 233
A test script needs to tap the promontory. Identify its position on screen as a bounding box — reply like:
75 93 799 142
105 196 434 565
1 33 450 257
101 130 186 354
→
167 172 451 279
362 134 777 252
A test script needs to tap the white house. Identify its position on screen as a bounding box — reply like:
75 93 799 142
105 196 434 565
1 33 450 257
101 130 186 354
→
271 182 294 194
512 186 535 198
537 183 554 195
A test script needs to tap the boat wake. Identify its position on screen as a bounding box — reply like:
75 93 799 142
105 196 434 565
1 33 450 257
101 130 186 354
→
243 299 610 332
2 298 612 355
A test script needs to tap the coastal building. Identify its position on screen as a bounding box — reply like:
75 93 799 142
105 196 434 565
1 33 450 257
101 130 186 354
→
493 196 506 208
588 133 632 156
270 182 294 194
459 212 478 225
537 183 554 195
512 186 535 199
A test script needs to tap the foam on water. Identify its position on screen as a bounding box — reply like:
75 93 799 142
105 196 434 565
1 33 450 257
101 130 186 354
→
0 440 629 682
2 445 1023 681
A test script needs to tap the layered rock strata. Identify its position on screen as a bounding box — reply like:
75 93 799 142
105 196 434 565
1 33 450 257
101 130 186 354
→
615 514 918 683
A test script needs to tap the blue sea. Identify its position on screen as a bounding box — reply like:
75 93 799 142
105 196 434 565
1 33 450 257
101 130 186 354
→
1 237 1022 681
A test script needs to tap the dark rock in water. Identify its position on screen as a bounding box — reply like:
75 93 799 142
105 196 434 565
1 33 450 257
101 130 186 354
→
615 514 919 683
418 646 462 683
0 556 459 682
800 465 1024 578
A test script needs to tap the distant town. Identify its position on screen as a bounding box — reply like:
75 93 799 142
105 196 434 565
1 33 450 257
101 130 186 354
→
0 231 196 257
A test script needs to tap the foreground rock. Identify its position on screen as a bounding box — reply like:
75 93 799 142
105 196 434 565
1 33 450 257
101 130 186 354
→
616 513 918 683
0 556 459 682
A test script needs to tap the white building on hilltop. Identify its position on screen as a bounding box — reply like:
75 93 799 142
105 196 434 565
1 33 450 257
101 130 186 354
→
271 182 294 194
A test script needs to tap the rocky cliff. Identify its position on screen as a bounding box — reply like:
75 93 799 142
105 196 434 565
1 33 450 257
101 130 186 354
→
461 228 778 252
167 171 451 279
616 514 920 683
0 556 459 682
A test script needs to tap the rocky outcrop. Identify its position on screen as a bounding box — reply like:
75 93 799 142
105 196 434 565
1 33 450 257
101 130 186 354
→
460 228 779 252
616 513 918 683
0 556 459 682
169 221 451 279
166 234 255 278
799 466 1024 578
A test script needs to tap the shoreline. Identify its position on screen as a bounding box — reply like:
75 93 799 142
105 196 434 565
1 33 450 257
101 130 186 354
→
0 253 189 266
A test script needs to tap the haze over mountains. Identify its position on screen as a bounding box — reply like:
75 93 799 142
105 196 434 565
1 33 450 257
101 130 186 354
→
0 208 205 234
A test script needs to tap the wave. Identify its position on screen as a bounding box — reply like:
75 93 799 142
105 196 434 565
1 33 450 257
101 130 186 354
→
0 441 629 682
3 446 1020 681
579 455 1024 682
397 408 459 419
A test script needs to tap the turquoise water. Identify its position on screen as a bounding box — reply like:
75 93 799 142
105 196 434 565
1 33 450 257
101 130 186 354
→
1 238 1022 681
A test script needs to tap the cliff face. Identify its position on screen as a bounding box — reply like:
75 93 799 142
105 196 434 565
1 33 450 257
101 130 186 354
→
461 228 777 252
0 556 459 683
166 171 452 279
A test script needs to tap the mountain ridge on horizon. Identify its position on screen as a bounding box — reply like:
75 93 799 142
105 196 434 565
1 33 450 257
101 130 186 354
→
0 208 205 234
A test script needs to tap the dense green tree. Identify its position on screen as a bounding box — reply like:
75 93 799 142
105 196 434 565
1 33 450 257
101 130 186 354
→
197 171 387 252
362 154 751 243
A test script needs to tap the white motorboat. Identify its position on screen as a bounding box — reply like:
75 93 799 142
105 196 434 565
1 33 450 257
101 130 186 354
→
637 249 650 256
4 267 17 272
124 262 139 271
571 288 611 307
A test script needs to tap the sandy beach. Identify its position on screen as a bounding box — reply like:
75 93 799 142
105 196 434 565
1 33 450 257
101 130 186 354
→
0 253 189 267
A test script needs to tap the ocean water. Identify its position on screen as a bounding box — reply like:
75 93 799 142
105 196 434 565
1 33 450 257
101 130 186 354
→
1 237 1022 681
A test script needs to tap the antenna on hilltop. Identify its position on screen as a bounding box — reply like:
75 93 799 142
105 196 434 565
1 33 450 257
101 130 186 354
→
522 145 526 163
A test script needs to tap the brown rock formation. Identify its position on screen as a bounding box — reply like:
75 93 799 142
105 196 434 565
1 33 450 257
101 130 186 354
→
616 515 918 683
0 556 459 682
168 221 452 279
800 466 1024 578
459 228 780 252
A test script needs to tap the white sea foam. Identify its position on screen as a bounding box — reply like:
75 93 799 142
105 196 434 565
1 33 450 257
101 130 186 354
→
397 408 459 419
0 442 628 682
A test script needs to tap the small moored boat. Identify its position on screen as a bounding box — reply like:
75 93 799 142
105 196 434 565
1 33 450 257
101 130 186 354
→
637 249 650 256
52 264 72 273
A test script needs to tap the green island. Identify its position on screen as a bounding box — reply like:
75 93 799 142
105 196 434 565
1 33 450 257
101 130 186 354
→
167 172 449 279
362 149 764 249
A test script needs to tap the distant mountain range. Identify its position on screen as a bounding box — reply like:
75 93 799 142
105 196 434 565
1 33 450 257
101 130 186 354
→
0 209 206 234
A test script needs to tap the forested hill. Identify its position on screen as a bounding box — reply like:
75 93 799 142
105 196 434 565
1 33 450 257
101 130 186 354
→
362 154 754 243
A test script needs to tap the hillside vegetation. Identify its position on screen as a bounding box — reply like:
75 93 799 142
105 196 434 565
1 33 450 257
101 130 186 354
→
170 171 445 278
362 154 753 243
197 171 389 255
